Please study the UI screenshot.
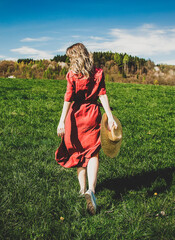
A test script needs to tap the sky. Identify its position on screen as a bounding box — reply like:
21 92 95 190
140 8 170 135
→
0 0 175 65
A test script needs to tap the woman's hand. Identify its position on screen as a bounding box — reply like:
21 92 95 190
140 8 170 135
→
99 94 118 131
57 101 71 137
108 118 118 131
57 121 65 137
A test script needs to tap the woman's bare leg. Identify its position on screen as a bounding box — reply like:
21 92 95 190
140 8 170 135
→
77 167 87 194
87 153 99 193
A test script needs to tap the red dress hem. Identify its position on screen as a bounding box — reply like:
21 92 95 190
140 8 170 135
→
55 136 101 168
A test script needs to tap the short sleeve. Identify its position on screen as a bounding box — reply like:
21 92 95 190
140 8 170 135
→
98 71 106 96
64 72 75 102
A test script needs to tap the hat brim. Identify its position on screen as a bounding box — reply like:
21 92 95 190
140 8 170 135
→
100 113 122 158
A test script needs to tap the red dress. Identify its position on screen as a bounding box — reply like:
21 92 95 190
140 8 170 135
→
55 68 106 168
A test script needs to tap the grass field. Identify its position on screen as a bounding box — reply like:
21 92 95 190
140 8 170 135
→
0 78 175 240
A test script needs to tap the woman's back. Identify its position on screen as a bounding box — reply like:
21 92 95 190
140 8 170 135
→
64 68 106 103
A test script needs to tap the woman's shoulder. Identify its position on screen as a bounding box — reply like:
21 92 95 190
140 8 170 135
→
93 67 104 80
66 70 74 78
66 70 76 82
94 67 103 74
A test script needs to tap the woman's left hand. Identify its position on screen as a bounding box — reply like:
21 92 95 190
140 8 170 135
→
108 118 118 131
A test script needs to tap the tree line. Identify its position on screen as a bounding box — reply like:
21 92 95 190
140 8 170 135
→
5 51 175 85
52 52 154 76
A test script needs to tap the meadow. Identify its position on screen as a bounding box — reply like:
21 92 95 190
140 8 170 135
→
0 78 175 240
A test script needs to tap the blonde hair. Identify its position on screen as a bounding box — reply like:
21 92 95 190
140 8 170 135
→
66 43 94 78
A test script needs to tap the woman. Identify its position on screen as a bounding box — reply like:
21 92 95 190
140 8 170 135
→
55 43 117 215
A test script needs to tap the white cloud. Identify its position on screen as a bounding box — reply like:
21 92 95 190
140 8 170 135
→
84 24 175 59
0 55 6 59
141 24 155 29
20 37 53 42
72 35 80 38
11 46 54 59
6 57 18 61
8 24 175 64
157 59 175 65
0 55 17 61
89 36 105 41
56 48 67 53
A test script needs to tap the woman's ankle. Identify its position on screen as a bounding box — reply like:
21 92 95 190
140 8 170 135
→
79 188 86 194
88 188 95 194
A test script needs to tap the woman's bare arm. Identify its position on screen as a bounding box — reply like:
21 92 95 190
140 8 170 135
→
99 94 118 130
57 101 71 137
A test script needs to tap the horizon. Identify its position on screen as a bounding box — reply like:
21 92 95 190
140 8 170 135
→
1 0 175 65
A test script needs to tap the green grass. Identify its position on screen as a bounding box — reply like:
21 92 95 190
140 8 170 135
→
0 78 175 240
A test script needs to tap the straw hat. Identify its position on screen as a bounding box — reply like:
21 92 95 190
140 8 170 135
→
100 113 122 158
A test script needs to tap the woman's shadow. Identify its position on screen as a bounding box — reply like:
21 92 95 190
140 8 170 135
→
96 167 175 199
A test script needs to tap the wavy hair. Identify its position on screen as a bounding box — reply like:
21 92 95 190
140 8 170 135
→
66 43 94 78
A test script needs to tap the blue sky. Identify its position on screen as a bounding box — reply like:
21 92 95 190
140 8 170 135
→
1 0 175 64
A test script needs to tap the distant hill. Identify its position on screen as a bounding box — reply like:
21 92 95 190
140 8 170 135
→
0 52 175 86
